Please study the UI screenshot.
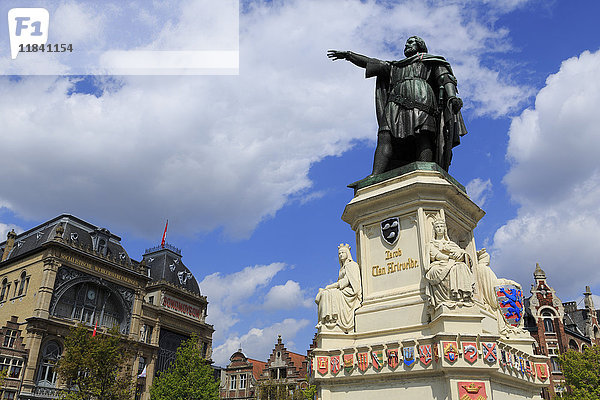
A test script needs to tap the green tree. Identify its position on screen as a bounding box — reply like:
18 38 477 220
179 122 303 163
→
558 345 600 399
56 325 134 400
256 379 311 400
150 335 219 400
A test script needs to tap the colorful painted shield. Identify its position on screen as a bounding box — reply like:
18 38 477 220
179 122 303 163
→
371 350 383 370
495 284 524 327
343 354 354 373
317 356 328 375
458 381 487 400
462 342 478 364
481 342 497 364
357 352 370 372
381 217 399 245
518 356 525 374
525 360 533 377
443 341 458 363
386 349 399 369
506 352 513 369
330 356 341 375
500 349 506 366
418 344 432 366
536 363 548 381
307 358 312 377
403 346 415 367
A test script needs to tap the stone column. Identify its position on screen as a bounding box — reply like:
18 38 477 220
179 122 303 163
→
34 257 59 319
20 328 44 395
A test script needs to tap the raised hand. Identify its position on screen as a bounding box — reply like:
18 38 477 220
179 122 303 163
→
327 50 348 61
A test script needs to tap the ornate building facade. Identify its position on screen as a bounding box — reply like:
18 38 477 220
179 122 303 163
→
524 263 600 399
0 214 213 400
220 336 308 400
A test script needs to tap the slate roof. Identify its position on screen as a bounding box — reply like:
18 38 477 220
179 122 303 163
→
142 244 200 295
0 214 132 265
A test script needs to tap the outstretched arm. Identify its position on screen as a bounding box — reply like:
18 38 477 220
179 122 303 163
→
327 50 371 68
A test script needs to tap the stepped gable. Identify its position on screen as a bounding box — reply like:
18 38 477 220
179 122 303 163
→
262 335 307 380
142 243 200 295
0 214 132 265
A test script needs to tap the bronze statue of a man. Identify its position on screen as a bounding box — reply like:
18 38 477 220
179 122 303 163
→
328 36 467 175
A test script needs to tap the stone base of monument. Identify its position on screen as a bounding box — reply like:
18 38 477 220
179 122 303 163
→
312 163 548 400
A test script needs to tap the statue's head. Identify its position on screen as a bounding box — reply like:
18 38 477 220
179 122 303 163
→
404 36 427 57
338 243 352 265
432 218 447 237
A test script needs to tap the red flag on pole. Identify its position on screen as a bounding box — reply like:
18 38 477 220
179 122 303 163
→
161 220 168 248
92 321 97 337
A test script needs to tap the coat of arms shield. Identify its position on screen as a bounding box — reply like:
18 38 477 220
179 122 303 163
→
330 356 341 374
462 342 478 364
343 354 354 373
380 217 400 245
536 363 548 381
481 342 497 364
442 341 458 363
418 344 432 366
386 349 399 369
357 352 370 372
495 284 524 327
317 356 328 375
458 382 487 400
403 346 415 367
371 350 383 370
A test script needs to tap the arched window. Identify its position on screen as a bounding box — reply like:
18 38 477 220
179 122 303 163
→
17 271 29 296
542 310 555 333
37 341 61 387
569 340 579 351
0 278 8 301
53 282 124 329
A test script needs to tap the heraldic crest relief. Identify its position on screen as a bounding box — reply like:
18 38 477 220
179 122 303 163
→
495 284 524 327
380 217 400 245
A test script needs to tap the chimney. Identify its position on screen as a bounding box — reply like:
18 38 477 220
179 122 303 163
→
584 286 594 311
1 230 17 262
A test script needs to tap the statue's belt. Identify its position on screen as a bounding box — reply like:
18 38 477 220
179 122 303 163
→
387 95 438 115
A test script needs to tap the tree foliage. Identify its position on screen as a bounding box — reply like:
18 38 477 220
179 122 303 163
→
56 325 134 400
558 345 600 399
150 335 219 400
256 380 314 400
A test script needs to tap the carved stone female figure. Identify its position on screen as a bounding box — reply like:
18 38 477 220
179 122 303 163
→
425 219 474 306
315 244 362 332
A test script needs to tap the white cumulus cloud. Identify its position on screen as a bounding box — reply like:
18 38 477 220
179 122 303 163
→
492 49 600 297
466 177 492 208
0 0 532 240
263 280 313 310
212 318 309 367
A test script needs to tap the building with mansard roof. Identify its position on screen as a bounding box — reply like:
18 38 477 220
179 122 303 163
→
0 214 213 400
524 263 600 399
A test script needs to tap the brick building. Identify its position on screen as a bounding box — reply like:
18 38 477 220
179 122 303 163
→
220 336 308 400
0 214 214 400
524 263 600 398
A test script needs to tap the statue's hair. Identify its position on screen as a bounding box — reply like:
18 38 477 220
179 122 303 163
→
408 36 428 53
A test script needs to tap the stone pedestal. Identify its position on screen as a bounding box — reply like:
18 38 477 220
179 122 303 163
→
312 163 548 400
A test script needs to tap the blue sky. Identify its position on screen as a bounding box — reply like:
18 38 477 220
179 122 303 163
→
1 0 600 366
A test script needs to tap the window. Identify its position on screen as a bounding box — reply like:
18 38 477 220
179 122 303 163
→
8 359 22 378
240 374 247 389
230 374 237 390
542 311 555 333
551 357 561 372
569 340 579 351
148 296 154 305
2 391 15 400
138 357 147 375
3 330 17 348
37 341 61 386
0 279 7 301
279 368 287 379
0 358 23 379
140 325 153 344
17 271 29 296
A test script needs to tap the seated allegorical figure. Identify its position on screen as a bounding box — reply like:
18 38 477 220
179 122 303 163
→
315 244 362 333
425 218 474 306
